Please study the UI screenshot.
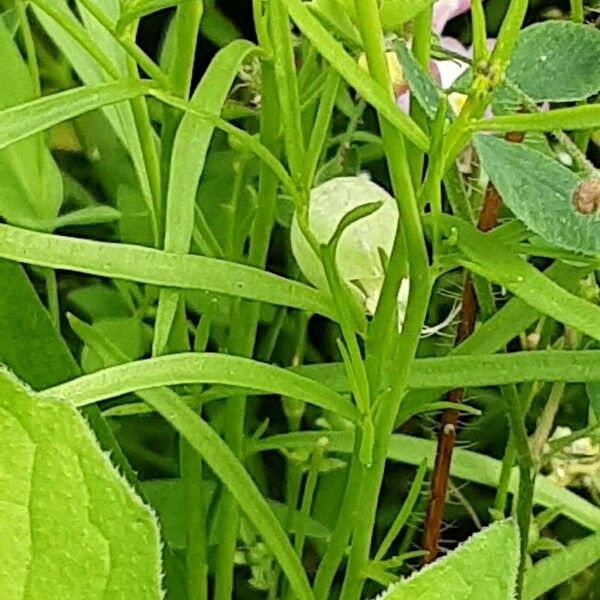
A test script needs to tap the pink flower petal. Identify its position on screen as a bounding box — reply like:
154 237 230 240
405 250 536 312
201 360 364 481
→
432 0 472 35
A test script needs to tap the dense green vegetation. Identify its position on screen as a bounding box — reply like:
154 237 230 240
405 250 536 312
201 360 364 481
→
0 0 599 598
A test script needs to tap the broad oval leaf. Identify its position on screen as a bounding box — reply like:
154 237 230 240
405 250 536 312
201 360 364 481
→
372 520 519 599
0 368 162 598
503 21 600 103
474 135 600 255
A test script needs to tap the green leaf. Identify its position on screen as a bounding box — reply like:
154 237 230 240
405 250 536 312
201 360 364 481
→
257 431 600 532
0 260 78 389
504 21 600 103
154 40 256 353
523 533 600 600
474 135 600 255
79 317 152 373
0 224 335 318
0 22 63 228
117 0 194 34
438 216 600 341
284 0 429 150
164 40 256 255
53 205 122 229
394 40 443 120
380 0 435 31
43 353 359 421
587 383 600 420
0 80 154 151
295 350 600 392
0 368 162 598
32 0 156 214
373 520 519 599
309 0 361 46
472 104 600 133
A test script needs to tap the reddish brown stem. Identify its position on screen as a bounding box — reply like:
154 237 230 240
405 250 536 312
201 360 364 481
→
422 130 525 562
422 186 501 562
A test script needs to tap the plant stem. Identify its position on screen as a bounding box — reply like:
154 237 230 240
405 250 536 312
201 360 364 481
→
214 61 281 600
160 0 204 226
77 0 171 87
569 0 584 23
504 384 535 599
494 434 516 516
294 439 327 559
337 2 431 598
181 438 208 600
312 431 365 599
407 5 432 187
422 276 478 560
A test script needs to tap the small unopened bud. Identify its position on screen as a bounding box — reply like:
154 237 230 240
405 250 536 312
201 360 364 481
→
572 178 600 215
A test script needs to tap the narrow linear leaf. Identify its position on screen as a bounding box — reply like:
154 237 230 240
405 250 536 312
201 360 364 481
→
164 40 256 255
48 324 315 600
295 350 600 392
132 388 314 600
439 215 600 341
474 135 600 255
284 0 429 150
0 224 335 317
523 533 600 600
117 0 194 33
0 80 154 151
43 353 359 420
472 103 600 133
255 431 600 531
0 368 162 598
155 40 257 353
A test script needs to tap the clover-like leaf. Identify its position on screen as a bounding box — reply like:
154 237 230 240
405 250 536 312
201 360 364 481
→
0 368 162 599
373 520 519 600
474 135 600 255
496 21 600 109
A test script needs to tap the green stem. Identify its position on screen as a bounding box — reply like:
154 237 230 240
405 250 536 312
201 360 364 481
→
504 385 534 599
302 69 340 188
16 2 41 96
30 0 120 80
493 434 516 516
181 439 208 600
124 22 163 244
443 0 530 170
338 2 431 599
77 0 171 87
312 431 366 600
213 62 281 600
270 0 305 186
44 269 60 329
407 5 432 187
374 459 428 561
470 0 488 66
293 439 326 558
569 0 584 22
159 0 204 224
